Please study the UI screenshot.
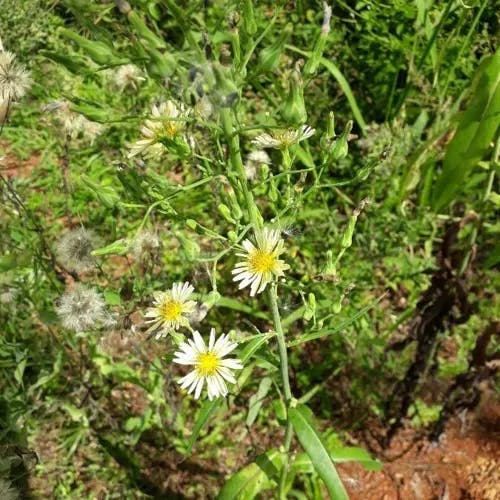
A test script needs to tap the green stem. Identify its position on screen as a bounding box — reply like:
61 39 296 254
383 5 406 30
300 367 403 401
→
220 108 261 228
268 283 293 498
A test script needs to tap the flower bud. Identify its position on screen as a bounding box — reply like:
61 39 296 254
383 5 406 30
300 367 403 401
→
257 23 293 74
217 203 236 224
303 3 332 76
179 235 200 261
242 0 258 36
281 70 307 126
146 47 177 79
329 120 352 161
212 63 239 107
127 10 166 49
268 175 279 202
59 28 123 66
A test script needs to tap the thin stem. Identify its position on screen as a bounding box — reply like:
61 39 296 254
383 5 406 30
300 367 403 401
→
268 283 293 498
220 107 261 228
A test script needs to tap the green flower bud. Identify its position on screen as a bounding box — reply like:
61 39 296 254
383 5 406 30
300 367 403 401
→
257 23 293 74
127 11 166 49
281 70 307 126
259 163 270 181
268 175 279 202
217 203 236 224
146 48 177 79
329 120 353 161
242 0 257 36
212 63 239 107
227 230 238 243
59 28 123 66
179 235 200 261
205 290 221 306
303 3 332 76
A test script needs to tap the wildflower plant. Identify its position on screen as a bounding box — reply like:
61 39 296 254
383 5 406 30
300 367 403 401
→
36 0 389 497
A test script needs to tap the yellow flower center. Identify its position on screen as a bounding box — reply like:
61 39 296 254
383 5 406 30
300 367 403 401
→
249 250 276 274
197 352 220 376
274 130 295 147
160 300 183 321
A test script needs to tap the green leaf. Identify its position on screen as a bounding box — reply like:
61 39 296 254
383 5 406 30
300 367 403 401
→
329 447 382 471
246 376 273 427
103 290 122 305
93 351 143 387
432 49 500 210
240 333 271 364
80 175 121 208
184 399 221 456
217 449 282 500
287 297 383 347
289 405 348 500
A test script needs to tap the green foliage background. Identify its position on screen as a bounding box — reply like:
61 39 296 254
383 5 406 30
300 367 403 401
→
0 0 498 497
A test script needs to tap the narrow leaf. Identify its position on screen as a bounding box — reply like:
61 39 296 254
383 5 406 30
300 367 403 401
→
433 49 500 210
184 399 221 456
217 449 282 500
289 405 348 500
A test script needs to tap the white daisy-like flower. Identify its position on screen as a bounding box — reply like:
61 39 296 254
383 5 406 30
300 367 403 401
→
127 100 190 160
244 150 271 180
232 227 290 296
251 125 315 149
145 282 196 338
113 64 145 90
0 50 32 101
173 328 243 400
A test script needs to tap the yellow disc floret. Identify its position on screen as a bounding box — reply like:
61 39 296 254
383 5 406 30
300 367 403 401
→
248 250 276 273
197 352 220 376
160 300 183 321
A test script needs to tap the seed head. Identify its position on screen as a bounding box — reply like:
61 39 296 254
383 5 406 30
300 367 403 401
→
55 228 97 273
244 150 271 180
130 230 161 263
55 284 112 332
0 50 32 101
113 64 145 90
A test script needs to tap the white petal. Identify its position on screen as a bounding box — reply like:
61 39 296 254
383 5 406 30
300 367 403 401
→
220 358 243 370
192 330 206 353
194 376 204 399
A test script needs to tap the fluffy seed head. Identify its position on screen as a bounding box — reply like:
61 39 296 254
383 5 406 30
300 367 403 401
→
130 230 161 263
244 150 271 180
55 228 97 273
0 50 32 101
55 284 112 332
113 64 145 90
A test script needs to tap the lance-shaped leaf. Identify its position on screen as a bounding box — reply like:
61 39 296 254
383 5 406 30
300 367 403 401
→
289 405 348 500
